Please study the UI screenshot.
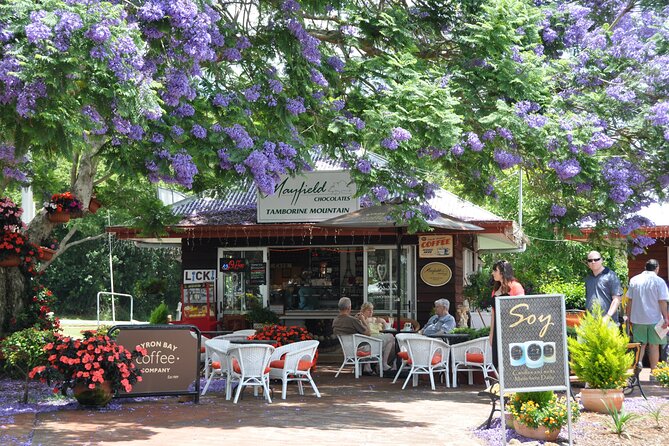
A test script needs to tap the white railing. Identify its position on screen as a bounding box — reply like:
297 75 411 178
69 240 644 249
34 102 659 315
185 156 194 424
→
96 291 134 326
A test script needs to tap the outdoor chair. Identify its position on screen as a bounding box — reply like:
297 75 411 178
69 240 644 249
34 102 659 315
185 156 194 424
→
451 337 496 388
268 340 321 399
402 336 451 390
227 343 275 404
392 333 425 383
211 329 257 342
335 334 384 378
201 338 232 397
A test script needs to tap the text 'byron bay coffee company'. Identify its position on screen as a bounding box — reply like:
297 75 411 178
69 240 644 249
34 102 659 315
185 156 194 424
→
116 328 199 394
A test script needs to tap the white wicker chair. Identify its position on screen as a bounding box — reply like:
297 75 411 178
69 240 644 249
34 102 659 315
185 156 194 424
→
335 334 384 378
201 338 232 397
402 337 451 390
392 333 425 383
227 344 275 403
450 337 496 388
212 329 257 342
268 340 321 400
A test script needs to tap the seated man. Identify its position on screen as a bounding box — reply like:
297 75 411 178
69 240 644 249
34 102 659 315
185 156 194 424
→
421 298 456 336
332 297 375 374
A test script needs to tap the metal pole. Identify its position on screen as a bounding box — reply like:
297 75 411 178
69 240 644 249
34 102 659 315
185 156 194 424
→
107 211 116 322
395 228 402 330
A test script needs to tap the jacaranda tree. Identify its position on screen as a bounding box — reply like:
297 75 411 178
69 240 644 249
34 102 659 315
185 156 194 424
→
0 0 667 333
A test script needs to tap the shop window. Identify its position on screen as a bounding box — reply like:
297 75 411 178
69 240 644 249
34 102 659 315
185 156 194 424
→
220 250 265 313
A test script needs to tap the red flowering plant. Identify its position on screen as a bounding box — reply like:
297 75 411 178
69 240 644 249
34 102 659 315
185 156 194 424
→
29 331 147 396
249 325 313 347
43 192 83 214
9 284 61 332
0 230 38 272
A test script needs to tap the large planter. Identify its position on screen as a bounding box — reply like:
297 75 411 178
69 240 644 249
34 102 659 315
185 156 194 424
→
580 388 624 413
513 419 560 442
0 255 21 267
73 381 114 407
48 211 70 223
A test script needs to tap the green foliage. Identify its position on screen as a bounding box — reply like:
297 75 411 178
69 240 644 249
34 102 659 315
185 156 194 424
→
643 401 666 428
463 270 493 310
604 402 638 438
568 307 633 389
451 326 490 339
1 328 55 403
245 306 280 325
538 280 585 310
149 302 169 325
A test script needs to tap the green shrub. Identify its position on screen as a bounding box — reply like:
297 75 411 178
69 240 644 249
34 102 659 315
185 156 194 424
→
149 302 169 324
568 306 633 389
1 328 55 403
245 306 280 325
538 280 586 309
463 271 493 310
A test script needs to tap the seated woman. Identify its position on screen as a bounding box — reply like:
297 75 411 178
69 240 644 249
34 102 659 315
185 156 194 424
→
357 302 396 372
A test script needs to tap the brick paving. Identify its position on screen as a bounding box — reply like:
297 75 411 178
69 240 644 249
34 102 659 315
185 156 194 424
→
7 364 493 446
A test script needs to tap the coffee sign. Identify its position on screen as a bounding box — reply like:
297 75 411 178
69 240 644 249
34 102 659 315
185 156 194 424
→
113 325 200 398
257 170 358 223
418 235 453 258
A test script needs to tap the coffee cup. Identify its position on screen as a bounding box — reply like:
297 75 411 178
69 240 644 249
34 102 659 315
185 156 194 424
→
403 322 413 331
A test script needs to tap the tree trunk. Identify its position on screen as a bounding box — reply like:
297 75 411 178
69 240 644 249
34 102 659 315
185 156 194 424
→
1 144 101 335
0 267 29 335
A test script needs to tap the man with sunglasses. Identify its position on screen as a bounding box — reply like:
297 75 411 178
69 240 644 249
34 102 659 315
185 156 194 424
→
584 250 623 323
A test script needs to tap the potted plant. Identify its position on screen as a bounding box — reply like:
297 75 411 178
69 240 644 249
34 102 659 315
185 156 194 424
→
651 361 669 387
0 230 37 270
29 331 147 407
43 192 83 222
250 325 313 347
245 305 280 329
0 196 23 228
509 391 580 441
567 307 633 413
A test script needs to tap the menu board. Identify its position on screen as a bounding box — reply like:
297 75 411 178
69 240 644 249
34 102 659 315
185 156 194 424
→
249 262 266 285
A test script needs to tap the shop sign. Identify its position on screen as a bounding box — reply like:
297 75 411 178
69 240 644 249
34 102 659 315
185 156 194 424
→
113 326 200 398
183 269 216 284
496 294 568 391
257 170 359 223
418 235 453 258
419 262 452 287
249 262 267 285
220 258 248 272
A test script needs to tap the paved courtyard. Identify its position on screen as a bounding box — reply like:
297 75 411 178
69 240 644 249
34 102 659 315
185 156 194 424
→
5 364 492 446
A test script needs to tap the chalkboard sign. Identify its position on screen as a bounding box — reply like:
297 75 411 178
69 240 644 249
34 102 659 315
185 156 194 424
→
249 262 266 285
495 294 569 392
220 258 248 273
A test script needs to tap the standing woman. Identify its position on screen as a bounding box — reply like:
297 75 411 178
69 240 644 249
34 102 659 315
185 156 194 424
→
489 260 525 370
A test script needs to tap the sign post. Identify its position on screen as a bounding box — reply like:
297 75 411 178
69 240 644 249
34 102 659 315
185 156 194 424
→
495 294 573 445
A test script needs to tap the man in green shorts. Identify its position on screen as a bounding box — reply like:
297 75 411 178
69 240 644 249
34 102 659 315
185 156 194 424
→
626 259 669 376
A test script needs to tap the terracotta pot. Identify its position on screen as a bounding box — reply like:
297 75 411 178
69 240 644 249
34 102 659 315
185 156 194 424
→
0 255 21 268
73 381 114 407
88 197 102 214
38 247 56 261
580 387 624 413
513 419 560 442
48 212 70 223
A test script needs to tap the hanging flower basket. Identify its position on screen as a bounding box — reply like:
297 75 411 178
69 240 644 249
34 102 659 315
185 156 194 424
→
0 255 21 268
88 197 102 214
38 247 56 261
48 211 71 223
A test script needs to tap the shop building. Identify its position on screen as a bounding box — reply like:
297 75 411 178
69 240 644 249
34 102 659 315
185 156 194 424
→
109 159 522 334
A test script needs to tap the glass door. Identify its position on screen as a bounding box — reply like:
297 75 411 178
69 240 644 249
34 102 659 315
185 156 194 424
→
365 246 412 317
217 248 267 314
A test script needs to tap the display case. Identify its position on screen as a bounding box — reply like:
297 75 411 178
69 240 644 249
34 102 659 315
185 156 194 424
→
177 283 217 331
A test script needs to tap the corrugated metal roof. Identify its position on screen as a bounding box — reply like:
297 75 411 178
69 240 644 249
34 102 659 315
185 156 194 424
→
171 151 509 225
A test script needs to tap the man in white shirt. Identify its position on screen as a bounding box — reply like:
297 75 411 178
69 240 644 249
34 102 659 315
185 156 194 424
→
626 259 669 374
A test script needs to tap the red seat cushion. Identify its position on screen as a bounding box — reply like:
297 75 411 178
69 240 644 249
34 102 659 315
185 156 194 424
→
466 352 484 363
232 358 270 374
211 361 221 370
397 351 409 360
200 346 206 353
356 350 371 357
270 359 314 371
431 353 442 365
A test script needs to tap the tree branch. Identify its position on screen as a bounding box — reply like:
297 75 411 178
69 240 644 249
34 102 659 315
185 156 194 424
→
38 232 107 272
610 0 636 30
